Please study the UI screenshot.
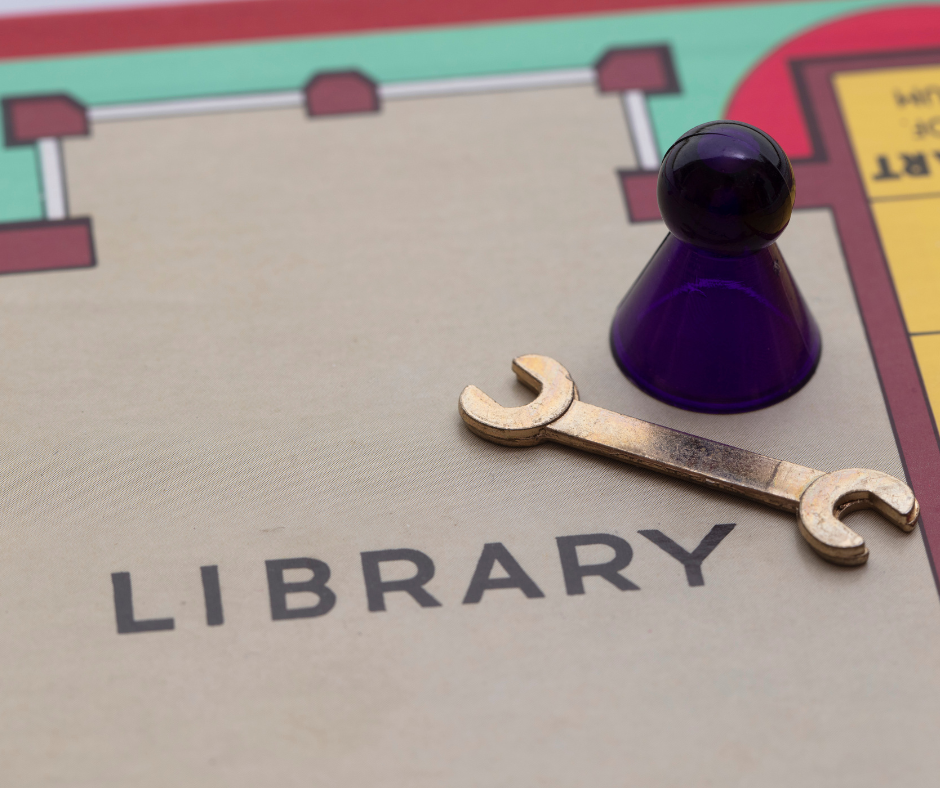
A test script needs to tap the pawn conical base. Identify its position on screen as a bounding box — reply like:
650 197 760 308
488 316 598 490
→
610 234 821 413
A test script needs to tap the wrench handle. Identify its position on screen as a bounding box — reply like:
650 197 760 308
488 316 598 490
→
546 401 823 511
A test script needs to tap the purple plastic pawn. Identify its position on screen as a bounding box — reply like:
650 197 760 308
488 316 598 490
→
610 121 821 413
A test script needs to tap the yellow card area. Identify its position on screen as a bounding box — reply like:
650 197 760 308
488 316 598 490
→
835 65 940 200
869 198 940 334
836 65 940 416
913 334 940 417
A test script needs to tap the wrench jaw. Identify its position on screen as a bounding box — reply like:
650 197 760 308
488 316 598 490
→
797 468 920 566
458 355 577 447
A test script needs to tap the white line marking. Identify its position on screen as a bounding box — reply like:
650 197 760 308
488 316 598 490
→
37 137 67 220
380 68 593 100
89 91 304 122
623 89 660 171
86 69 596 123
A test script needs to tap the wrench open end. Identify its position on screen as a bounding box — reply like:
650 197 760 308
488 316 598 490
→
798 468 920 566
458 355 576 446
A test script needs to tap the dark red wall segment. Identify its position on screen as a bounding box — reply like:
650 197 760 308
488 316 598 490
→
305 71 380 117
0 219 95 274
618 171 661 222
596 46 679 94
2 94 88 147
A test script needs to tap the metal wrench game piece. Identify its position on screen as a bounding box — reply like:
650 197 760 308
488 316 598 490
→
459 355 920 566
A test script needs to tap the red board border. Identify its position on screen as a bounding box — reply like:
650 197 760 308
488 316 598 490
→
0 0 789 61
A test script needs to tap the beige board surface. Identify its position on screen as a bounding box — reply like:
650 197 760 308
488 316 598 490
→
0 85 938 786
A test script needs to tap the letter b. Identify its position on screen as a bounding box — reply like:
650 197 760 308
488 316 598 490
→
266 558 336 620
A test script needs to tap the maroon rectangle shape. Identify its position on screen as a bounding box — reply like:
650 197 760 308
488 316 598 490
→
305 71 380 117
618 170 661 222
2 95 88 146
596 47 679 95
0 218 95 274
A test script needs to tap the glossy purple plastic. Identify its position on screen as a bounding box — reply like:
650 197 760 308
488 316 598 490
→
610 121 821 413
610 235 821 412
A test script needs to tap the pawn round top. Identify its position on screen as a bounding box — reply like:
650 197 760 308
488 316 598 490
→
657 121 795 255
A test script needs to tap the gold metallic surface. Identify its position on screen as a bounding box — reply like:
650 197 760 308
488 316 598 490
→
459 355 575 446
459 355 920 566
798 469 920 565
